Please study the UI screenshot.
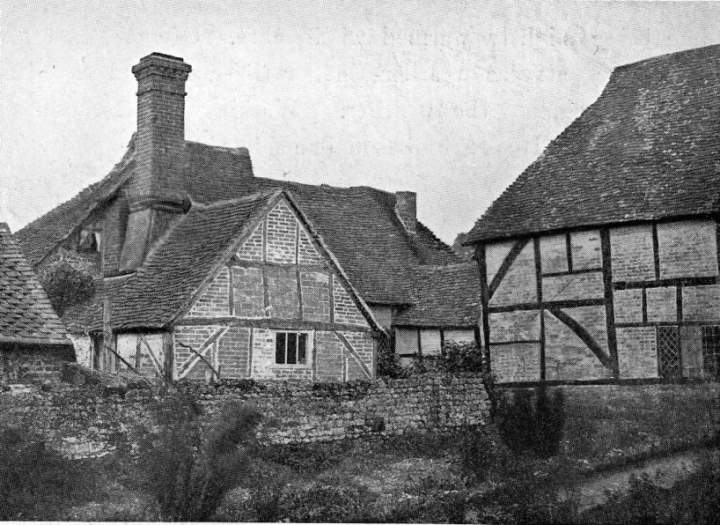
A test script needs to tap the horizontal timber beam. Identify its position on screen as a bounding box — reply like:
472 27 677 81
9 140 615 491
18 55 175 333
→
487 298 605 313
176 317 371 333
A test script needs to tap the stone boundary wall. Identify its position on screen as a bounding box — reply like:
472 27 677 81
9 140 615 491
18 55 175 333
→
0 373 489 457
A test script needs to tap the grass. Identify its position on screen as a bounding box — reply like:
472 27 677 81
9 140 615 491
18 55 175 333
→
580 452 720 525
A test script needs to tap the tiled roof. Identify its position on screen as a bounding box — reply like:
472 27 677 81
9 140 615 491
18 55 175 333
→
467 44 720 243
0 223 71 346
16 140 458 307
107 192 277 330
15 137 136 266
218 178 456 304
393 263 481 327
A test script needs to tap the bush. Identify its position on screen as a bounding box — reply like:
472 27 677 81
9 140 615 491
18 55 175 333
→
496 387 565 458
38 259 95 315
280 483 374 522
0 426 98 519
458 425 502 482
376 342 404 378
136 394 262 521
582 457 720 524
439 341 484 373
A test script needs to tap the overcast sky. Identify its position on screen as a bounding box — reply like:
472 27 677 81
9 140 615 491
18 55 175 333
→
1 1 719 243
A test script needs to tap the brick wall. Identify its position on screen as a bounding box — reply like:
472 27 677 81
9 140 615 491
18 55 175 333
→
301 271 331 322
0 372 491 455
544 310 611 380
540 234 568 273
488 242 536 306
187 267 230 317
236 224 263 261
168 196 375 382
616 326 658 378
613 288 643 323
610 225 655 282
489 310 541 342
542 272 604 301
491 342 540 382
0 345 74 383
231 266 264 317
333 277 369 327
265 201 297 264
682 284 720 321
657 220 717 278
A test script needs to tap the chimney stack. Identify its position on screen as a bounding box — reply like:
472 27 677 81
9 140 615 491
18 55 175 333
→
119 53 192 272
395 191 417 234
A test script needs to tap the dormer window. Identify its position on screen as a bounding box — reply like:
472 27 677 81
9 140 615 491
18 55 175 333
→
79 229 101 253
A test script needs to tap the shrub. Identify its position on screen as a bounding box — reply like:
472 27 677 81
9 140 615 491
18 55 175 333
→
496 386 565 458
0 426 97 519
38 259 95 315
279 483 374 523
458 425 502 482
439 341 484 373
582 457 720 524
136 394 262 521
376 342 404 378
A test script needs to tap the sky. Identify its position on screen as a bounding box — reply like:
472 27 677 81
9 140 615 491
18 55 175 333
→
1 1 719 244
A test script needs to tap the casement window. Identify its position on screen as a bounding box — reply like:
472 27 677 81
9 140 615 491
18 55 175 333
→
701 326 720 381
657 325 681 379
275 331 309 365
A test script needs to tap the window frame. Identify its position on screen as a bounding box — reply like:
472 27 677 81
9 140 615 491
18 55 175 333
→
274 330 311 367
701 325 720 381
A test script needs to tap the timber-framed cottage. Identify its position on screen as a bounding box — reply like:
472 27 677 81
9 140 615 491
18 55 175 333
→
15 52 478 382
465 45 720 385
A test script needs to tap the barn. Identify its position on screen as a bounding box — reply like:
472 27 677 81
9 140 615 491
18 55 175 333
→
465 45 720 385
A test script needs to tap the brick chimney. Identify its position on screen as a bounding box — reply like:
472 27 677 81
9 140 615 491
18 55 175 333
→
395 191 417 234
119 53 192 272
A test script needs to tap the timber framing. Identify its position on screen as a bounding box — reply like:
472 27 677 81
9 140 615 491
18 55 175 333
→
600 228 620 376
546 308 613 370
476 244 492 376
613 276 717 289
479 218 720 385
488 238 527 299
175 316 372 333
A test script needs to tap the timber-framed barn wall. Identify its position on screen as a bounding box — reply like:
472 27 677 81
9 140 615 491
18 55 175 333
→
475 217 720 386
466 45 720 386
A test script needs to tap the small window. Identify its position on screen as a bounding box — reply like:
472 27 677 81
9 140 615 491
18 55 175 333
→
275 332 308 365
78 229 101 253
657 326 681 379
701 326 720 381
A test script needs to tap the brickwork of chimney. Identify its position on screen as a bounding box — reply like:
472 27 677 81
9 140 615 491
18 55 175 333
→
130 53 191 208
119 53 192 273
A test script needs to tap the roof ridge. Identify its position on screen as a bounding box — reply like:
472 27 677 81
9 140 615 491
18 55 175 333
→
614 43 720 72
417 261 476 269
18 134 136 235
191 189 282 209
185 139 249 155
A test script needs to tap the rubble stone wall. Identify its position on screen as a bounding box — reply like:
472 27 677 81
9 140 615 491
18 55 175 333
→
0 372 489 457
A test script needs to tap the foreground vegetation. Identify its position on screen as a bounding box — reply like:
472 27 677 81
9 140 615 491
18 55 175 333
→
2 382 718 523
